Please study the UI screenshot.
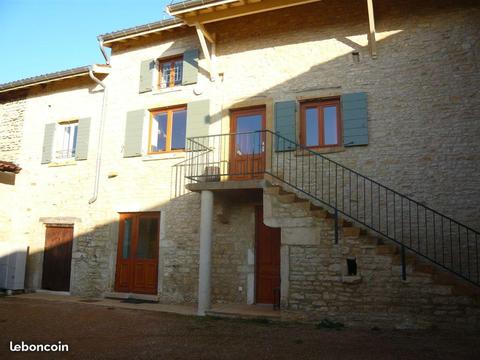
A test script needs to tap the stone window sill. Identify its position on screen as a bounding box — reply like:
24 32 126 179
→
295 146 346 156
151 87 183 95
342 275 362 284
48 159 77 167
142 152 186 161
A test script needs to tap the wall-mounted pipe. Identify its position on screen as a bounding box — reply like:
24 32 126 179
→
97 38 110 65
88 66 107 204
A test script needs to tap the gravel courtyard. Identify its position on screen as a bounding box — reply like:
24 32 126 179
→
0 296 479 360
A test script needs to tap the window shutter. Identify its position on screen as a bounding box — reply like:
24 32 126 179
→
186 100 210 141
41 123 56 164
182 49 199 85
275 100 297 151
124 110 145 157
342 92 368 146
139 59 155 93
75 117 91 161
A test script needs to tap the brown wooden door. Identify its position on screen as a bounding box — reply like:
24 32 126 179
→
42 225 73 292
115 212 159 295
229 107 266 180
255 206 281 304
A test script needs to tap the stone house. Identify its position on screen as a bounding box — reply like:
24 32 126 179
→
0 0 479 329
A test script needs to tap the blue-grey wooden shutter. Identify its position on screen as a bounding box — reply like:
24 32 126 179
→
124 110 145 157
186 100 210 142
41 123 56 164
342 92 368 146
275 101 297 151
75 117 91 160
182 49 199 85
139 59 155 93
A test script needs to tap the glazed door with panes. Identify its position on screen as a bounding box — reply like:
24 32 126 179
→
115 212 159 294
229 107 266 180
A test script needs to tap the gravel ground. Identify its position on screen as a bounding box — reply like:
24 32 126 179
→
0 296 479 360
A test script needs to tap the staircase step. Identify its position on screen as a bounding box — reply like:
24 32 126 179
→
343 227 362 237
360 236 379 246
292 199 311 210
415 263 436 274
311 209 329 218
264 186 281 195
376 244 398 255
277 193 296 203
392 253 416 265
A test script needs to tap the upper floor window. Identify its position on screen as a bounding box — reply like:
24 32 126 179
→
300 99 341 148
56 122 78 159
149 106 187 153
158 56 183 89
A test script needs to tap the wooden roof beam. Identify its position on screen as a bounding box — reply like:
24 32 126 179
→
367 0 377 58
184 0 321 25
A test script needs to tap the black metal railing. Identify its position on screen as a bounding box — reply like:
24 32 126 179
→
172 130 480 287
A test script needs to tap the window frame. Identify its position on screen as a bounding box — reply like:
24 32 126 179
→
300 98 342 148
148 105 187 154
157 55 183 89
55 120 78 160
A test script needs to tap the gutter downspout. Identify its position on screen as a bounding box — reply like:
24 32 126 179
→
88 66 107 204
98 38 110 65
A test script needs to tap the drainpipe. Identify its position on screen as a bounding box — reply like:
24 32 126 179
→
97 37 110 64
88 66 107 204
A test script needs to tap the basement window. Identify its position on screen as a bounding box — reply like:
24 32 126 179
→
157 56 183 89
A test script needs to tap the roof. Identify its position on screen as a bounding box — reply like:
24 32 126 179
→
0 65 110 94
98 17 186 45
167 0 232 13
0 161 21 174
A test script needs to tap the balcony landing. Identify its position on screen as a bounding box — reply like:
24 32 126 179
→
186 179 265 192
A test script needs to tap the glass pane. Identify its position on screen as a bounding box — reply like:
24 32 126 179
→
122 218 132 259
174 60 183 86
305 108 319 147
323 106 338 145
161 63 171 88
151 113 167 152
235 114 263 155
171 109 187 150
136 217 158 259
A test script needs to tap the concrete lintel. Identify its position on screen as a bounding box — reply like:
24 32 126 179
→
186 179 265 192
39 217 81 225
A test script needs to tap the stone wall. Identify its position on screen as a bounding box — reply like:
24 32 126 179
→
0 97 26 163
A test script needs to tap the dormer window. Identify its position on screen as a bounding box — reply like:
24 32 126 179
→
158 56 183 89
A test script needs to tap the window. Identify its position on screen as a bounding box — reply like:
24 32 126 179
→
149 107 187 153
55 122 78 159
158 56 183 89
300 99 341 148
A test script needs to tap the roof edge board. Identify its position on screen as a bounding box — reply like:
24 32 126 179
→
167 0 240 16
0 66 110 94
102 23 186 46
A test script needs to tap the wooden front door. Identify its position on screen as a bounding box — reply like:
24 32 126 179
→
229 107 266 180
115 212 159 295
42 225 73 292
255 206 281 304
